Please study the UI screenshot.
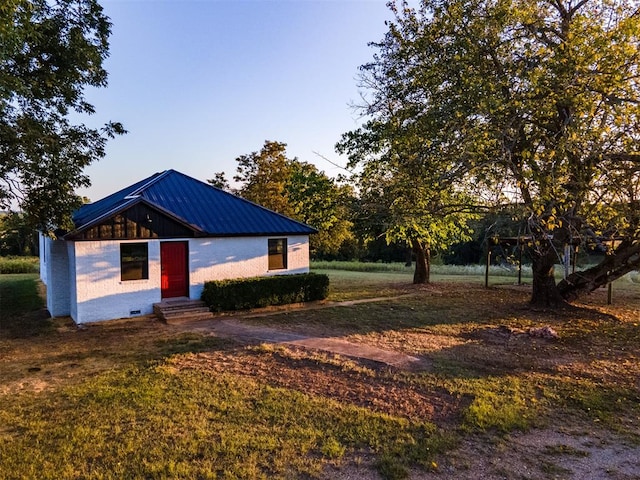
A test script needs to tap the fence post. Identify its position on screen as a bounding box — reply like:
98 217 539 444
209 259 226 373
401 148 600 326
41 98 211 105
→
518 243 523 285
563 244 571 279
485 247 491 288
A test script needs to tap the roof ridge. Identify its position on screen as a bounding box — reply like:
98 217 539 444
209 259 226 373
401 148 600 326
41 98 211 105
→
125 169 172 199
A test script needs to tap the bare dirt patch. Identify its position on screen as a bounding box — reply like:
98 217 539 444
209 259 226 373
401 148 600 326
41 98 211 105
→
172 345 468 425
172 281 640 479
430 427 640 480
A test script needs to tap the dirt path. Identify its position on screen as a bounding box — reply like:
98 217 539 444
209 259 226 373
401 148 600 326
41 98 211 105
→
183 316 428 371
168 295 429 371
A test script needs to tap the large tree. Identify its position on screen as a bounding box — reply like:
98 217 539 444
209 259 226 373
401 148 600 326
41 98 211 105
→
286 160 355 259
337 12 481 284
338 131 478 283
0 0 124 231
233 141 295 218
230 140 355 258
342 0 640 304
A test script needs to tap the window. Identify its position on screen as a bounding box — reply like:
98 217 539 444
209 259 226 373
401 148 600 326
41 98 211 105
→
268 238 287 270
120 243 149 281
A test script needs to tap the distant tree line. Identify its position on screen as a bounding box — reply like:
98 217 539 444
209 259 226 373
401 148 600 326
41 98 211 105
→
0 212 38 256
209 140 493 265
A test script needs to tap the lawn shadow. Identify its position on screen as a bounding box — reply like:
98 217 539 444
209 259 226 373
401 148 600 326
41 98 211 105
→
0 274 52 339
232 282 640 382
0 308 54 339
0 311 243 396
236 282 536 338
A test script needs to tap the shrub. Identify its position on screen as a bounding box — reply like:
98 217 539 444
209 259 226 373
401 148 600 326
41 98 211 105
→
0 256 39 274
201 273 329 312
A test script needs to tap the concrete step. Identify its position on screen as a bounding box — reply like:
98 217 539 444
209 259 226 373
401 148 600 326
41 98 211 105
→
153 299 214 323
155 299 206 310
161 307 211 318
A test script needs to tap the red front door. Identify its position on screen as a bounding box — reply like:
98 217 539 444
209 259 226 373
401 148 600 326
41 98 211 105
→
161 242 188 298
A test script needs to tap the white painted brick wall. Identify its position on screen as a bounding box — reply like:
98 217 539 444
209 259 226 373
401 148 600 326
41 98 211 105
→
39 233 48 286
68 241 77 321
72 240 161 323
45 238 71 317
64 235 310 323
188 235 310 299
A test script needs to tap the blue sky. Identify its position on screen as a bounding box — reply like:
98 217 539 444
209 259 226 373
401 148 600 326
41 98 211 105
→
78 0 393 201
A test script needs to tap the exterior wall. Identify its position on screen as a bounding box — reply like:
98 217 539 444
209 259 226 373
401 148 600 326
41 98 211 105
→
68 235 310 324
71 240 161 323
68 241 77 321
188 235 310 299
41 236 71 317
39 233 48 285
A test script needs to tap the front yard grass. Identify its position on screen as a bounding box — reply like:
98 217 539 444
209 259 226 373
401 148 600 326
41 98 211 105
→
1 365 449 479
0 273 44 317
0 269 639 479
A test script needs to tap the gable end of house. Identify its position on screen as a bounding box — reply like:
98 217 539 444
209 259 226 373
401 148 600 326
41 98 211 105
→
64 200 204 240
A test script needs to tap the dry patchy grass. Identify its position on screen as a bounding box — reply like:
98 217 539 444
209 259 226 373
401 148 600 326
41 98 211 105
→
1 271 639 479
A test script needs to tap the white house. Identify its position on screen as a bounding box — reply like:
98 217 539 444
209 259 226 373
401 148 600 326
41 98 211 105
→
39 169 316 324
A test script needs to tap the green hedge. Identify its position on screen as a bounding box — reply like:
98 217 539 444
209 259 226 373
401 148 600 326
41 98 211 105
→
201 273 329 312
0 256 40 274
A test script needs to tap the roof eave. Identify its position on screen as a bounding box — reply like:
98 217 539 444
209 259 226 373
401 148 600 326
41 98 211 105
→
197 230 317 238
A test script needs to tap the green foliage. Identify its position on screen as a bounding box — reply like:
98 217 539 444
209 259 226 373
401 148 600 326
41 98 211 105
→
0 0 125 231
337 61 479 283
461 378 536 433
234 140 294 217
375 455 409 480
0 212 38 255
0 255 39 274
320 437 346 459
554 378 640 427
206 171 231 190
313 260 412 273
201 273 329 312
340 0 640 300
313 260 539 279
287 160 355 259
231 140 355 259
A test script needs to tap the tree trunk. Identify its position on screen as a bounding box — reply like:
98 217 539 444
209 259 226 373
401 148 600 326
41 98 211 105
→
530 250 567 307
557 240 640 301
411 238 430 284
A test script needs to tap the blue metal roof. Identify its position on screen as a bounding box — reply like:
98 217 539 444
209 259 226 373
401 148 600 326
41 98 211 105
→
71 170 317 236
